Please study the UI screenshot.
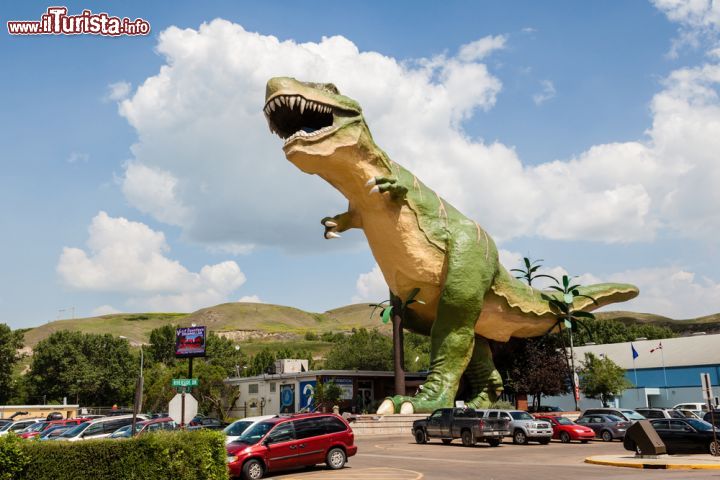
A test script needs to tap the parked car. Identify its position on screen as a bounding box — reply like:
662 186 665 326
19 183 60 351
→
703 410 720 427
476 409 552 445
624 418 720 455
190 416 225 430
38 424 74 440
226 413 357 480
676 409 703 420
0 418 44 436
110 417 177 438
225 416 277 444
19 418 88 439
527 406 563 414
575 414 631 441
55 414 148 441
581 408 645 422
674 402 709 413
533 415 595 443
413 408 509 447
634 408 686 419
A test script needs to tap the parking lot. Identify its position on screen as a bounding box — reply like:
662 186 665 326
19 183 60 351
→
276 436 720 480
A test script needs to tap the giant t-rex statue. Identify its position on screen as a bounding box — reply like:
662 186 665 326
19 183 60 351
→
262 77 639 414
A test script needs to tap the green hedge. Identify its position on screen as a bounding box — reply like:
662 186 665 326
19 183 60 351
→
0 430 228 480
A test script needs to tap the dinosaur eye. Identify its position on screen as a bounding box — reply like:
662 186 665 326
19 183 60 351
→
323 83 339 95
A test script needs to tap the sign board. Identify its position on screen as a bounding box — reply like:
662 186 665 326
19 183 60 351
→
333 377 353 400
299 381 316 412
701 373 714 402
175 326 206 358
280 384 295 414
169 393 197 425
172 378 199 388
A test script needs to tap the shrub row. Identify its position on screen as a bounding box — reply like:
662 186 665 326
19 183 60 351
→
0 429 228 480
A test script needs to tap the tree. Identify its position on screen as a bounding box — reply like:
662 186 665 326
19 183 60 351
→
147 324 177 366
27 331 135 406
0 324 24 404
324 328 393 371
579 352 633 407
313 381 342 412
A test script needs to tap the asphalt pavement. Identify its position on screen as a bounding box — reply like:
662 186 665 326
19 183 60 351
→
274 436 720 480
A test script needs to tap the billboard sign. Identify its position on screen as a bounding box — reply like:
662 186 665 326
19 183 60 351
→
280 384 295 413
175 326 206 358
299 380 316 411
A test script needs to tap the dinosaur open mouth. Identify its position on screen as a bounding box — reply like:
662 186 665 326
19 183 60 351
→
264 95 335 145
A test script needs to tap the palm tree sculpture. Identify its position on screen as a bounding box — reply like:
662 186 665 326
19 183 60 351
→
370 288 424 399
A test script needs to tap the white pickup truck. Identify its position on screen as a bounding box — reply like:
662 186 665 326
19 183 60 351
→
476 409 553 445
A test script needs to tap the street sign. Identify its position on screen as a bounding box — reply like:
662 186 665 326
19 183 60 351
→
701 373 714 402
169 393 197 425
172 378 199 388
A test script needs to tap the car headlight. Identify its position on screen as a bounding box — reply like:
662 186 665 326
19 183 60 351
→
226 455 237 463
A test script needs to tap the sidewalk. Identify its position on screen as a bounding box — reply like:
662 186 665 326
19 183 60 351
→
586 454 720 470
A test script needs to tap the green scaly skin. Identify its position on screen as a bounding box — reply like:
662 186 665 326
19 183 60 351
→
263 77 639 414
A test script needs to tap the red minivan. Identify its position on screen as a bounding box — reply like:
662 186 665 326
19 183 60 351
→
226 413 357 480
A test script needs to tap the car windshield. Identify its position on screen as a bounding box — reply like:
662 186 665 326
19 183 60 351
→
687 419 714 431
40 426 69 438
0 423 11 432
26 422 46 433
556 417 573 425
224 420 253 436
668 410 685 418
510 412 534 420
110 425 132 437
235 421 274 444
59 422 89 438
622 410 645 420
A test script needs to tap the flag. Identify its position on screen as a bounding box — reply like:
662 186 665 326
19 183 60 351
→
650 342 663 353
631 343 639 359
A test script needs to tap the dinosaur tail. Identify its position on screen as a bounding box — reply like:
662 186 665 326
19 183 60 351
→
476 266 639 341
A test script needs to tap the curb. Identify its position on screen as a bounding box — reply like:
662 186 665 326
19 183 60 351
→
586 456 720 470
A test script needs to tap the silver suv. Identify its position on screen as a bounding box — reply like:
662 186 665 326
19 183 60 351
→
476 409 553 445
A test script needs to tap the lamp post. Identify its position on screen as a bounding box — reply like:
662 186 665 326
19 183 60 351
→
120 336 144 436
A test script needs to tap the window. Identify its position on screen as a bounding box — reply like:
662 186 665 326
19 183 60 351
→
429 411 443 421
295 418 324 439
104 418 132 434
268 422 295 443
270 382 276 393
84 423 104 437
321 416 347 434
487 411 498 418
653 420 669 430
669 421 690 431
248 383 259 394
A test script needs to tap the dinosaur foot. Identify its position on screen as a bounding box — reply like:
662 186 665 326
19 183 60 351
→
376 394 453 414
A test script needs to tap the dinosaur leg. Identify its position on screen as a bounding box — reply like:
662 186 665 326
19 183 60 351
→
464 336 503 409
377 234 493 414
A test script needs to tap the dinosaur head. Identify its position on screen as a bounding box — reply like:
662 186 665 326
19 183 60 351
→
264 77 365 173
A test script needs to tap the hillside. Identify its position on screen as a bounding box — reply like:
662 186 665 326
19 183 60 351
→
20 303 720 350
23 303 390 348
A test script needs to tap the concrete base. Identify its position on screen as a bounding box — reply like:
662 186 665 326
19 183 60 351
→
586 454 720 469
349 414 427 436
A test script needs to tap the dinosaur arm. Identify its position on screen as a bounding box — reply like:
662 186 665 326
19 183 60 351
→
321 206 361 238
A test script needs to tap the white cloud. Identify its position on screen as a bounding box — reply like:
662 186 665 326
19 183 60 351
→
238 295 262 303
116 19 720 251
457 35 507 62
532 79 556 105
57 212 247 312
351 264 389 303
106 81 132 101
67 152 89 164
652 0 720 30
91 305 122 316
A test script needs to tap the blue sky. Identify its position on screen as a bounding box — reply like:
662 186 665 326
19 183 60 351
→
3 1 720 329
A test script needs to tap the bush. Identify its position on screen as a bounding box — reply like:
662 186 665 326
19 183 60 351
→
2 429 227 480
0 434 30 480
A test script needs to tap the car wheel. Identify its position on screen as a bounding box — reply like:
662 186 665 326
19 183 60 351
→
560 432 571 443
441 438 452 445
414 429 427 444
242 459 265 480
710 440 720 456
326 447 346 470
461 429 476 447
538 437 551 445
487 438 501 447
513 430 527 445
601 430 613 442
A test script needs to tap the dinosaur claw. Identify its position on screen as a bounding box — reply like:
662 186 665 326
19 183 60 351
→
325 232 341 239
365 178 376 186
369 185 380 194
324 220 337 227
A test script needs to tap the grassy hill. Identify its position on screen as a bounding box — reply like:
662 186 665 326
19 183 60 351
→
22 303 389 348
20 303 720 351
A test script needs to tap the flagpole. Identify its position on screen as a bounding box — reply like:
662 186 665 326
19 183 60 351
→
633 356 639 401
660 344 668 400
